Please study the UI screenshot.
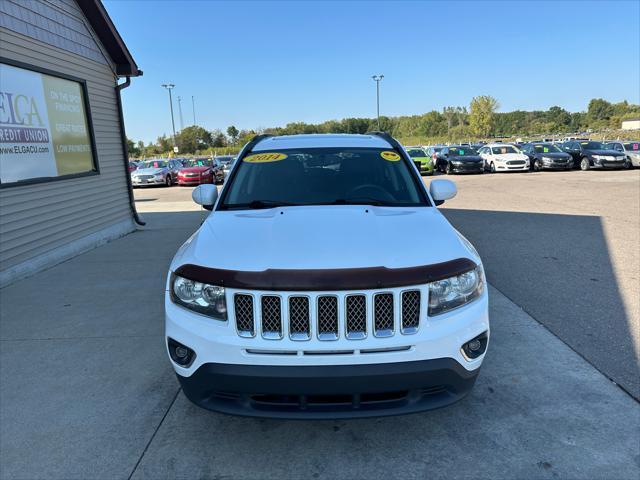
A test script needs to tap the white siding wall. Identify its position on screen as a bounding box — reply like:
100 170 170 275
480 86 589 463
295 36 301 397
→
0 0 135 284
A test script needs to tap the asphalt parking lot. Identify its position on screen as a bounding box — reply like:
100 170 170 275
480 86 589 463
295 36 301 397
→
1 170 639 479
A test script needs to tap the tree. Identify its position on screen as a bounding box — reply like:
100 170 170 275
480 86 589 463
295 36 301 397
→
211 129 227 148
587 99 614 123
469 95 499 137
227 125 239 143
126 137 140 158
175 125 213 154
442 106 457 132
547 106 571 127
156 135 172 153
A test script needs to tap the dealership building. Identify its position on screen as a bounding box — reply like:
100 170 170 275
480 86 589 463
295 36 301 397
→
0 0 142 286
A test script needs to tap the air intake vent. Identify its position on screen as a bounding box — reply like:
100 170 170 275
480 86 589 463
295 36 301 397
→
234 294 255 337
261 296 282 339
317 296 338 340
401 290 420 334
288 296 310 340
374 293 394 337
346 295 367 339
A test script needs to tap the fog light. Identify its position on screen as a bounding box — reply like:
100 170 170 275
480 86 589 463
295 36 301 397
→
167 338 196 367
461 331 488 360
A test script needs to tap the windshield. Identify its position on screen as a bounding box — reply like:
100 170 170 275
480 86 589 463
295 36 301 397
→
532 144 561 153
449 146 477 156
406 148 427 158
185 159 212 167
141 160 167 169
491 146 518 154
216 156 235 165
580 141 603 150
221 147 427 209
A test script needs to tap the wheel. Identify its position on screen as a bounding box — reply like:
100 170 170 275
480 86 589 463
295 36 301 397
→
580 158 590 171
445 163 452 175
165 175 172 186
490 162 496 173
533 160 541 172
624 159 632 169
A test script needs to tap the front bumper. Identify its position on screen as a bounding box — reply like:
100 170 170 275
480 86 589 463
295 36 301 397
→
132 177 165 186
450 163 483 173
177 357 480 418
178 178 206 185
592 159 626 169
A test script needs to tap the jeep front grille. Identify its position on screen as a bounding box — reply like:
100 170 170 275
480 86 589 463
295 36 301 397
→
232 290 421 341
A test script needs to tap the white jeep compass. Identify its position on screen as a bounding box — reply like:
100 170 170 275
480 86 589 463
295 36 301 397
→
165 132 489 418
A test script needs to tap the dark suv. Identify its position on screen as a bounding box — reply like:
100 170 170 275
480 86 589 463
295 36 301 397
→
561 141 627 170
521 143 573 171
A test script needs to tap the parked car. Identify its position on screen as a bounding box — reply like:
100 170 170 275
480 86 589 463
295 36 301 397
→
166 133 489 418
604 141 640 168
561 141 627 170
131 159 183 187
405 146 434 175
177 158 224 186
128 162 138 173
438 145 484 174
477 144 530 172
521 143 573 171
218 155 237 180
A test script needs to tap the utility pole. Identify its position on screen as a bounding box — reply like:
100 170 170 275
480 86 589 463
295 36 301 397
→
161 84 176 147
177 96 184 131
371 74 384 130
192 95 196 126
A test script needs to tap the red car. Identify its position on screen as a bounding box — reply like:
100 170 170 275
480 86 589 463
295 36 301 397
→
177 158 223 186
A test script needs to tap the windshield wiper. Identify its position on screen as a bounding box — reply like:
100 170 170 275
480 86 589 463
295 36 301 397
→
225 200 301 210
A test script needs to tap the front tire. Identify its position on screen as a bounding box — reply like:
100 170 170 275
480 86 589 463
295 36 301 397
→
533 160 541 172
165 175 172 186
490 162 496 173
624 158 632 169
445 163 452 175
580 158 590 171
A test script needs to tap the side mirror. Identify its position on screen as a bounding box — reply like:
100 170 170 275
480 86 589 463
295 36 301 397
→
429 179 457 206
192 184 218 211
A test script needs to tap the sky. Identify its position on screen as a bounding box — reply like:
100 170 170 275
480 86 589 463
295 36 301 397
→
104 0 640 143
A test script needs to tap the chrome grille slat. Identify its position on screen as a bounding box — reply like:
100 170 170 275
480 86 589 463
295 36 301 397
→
289 296 310 340
401 290 420 334
234 294 255 337
374 293 394 337
317 296 338 340
345 295 367 339
261 296 283 339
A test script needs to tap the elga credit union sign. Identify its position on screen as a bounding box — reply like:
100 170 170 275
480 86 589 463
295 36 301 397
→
0 62 96 185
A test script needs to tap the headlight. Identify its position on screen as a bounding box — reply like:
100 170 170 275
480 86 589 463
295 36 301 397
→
170 273 227 320
428 266 484 316
154 173 165 179
592 155 603 160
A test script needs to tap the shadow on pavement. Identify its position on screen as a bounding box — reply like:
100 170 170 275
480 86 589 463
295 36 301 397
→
441 208 639 399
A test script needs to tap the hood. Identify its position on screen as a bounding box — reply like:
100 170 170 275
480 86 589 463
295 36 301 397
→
450 155 482 162
170 206 478 272
179 166 210 174
133 167 166 175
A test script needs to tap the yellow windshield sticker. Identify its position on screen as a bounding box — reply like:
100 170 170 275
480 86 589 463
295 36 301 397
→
244 152 288 163
381 151 401 161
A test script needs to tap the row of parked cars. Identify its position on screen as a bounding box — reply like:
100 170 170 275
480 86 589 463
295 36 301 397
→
129 155 237 187
405 140 640 175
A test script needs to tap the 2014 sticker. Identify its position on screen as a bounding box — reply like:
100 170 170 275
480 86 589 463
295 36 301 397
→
380 151 401 161
244 152 288 163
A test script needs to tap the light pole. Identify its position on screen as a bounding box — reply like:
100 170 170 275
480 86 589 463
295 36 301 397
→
371 74 384 130
161 83 176 147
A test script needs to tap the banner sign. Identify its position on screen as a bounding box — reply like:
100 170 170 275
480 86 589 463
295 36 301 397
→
0 62 96 185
